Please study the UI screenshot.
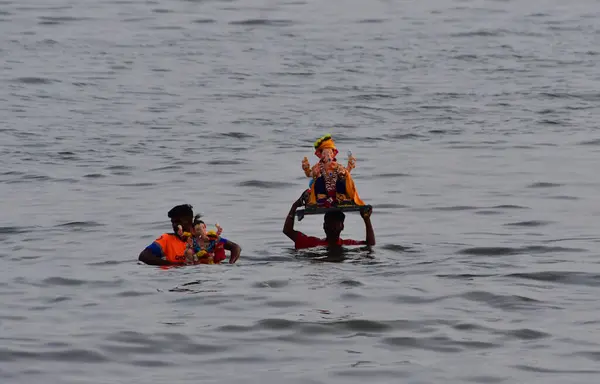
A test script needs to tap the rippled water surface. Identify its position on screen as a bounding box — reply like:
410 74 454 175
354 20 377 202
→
2 0 600 382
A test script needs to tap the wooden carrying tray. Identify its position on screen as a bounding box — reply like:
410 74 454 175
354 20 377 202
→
295 204 372 221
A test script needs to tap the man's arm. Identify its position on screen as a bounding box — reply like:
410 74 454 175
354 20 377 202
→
360 206 375 246
283 191 307 242
138 246 171 266
224 239 241 264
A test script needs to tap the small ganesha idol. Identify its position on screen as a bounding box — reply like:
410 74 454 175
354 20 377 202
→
301 133 366 209
178 218 224 265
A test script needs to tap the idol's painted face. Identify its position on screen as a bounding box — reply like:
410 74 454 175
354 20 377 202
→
318 148 336 163
199 223 207 237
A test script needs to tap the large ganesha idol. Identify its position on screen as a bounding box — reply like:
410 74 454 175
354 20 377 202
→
301 134 366 209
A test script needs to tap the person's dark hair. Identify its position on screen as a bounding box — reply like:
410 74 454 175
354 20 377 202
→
167 204 194 220
324 210 345 223
193 214 204 225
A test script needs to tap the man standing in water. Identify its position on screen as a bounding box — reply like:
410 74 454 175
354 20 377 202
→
283 192 375 249
138 204 241 265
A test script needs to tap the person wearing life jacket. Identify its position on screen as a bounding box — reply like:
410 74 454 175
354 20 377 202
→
138 204 241 265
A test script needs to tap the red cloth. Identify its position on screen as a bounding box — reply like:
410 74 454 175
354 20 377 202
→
294 232 365 250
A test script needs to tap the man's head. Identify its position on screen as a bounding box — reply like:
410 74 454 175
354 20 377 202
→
168 204 194 234
323 210 345 239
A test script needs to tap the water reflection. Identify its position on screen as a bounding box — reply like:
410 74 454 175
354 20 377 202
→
296 246 375 263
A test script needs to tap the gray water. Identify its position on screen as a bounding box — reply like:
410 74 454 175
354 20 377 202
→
2 0 600 382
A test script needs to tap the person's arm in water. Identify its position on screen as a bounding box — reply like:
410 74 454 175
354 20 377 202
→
138 246 172 266
138 235 185 266
283 192 307 242
224 239 241 264
360 205 376 246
